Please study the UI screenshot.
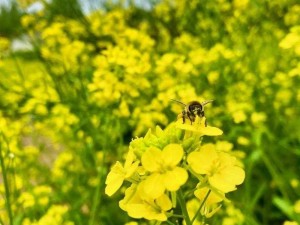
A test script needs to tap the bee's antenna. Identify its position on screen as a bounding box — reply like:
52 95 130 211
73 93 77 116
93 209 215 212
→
170 99 186 106
201 100 214 106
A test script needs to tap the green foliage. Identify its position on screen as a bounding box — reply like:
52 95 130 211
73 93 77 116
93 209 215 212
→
0 2 23 38
43 0 84 21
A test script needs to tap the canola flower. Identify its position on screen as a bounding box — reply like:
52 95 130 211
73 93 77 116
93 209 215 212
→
105 116 245 224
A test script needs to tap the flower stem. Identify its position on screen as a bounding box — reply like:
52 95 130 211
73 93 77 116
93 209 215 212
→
0 132 13 225
191 189 211 224
177 188 192 225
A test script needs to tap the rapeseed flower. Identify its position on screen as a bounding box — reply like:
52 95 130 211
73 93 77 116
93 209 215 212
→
176 116 223 136
119 185 172 221
105 149 139 196
188 144 245 193
139 144 188 198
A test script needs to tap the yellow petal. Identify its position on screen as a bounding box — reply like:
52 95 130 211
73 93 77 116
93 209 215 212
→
194 187 224 205
222 166 246 186
105 162 125 196
126 204 148 219
188 145 218 174
209 174 236 193
209 166 245 193
124 149 136 169
162 144 184 167
156 194 172 211
202 126 223 136
125 161 140 179
141 147 162 172
140 173 165 198
119 184 139 211
145 210 168 221
164 167 188 191
176 117 223 136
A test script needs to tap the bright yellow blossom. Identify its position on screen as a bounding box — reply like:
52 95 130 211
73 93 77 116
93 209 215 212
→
194 187 224 205
294 199 300 213
188 144 245 193
120 185 172 221
176 117 223 136
105 149 140 196
283 222 299 225
139 144 188 198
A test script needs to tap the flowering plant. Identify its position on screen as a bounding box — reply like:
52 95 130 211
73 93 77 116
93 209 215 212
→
105 116 245 224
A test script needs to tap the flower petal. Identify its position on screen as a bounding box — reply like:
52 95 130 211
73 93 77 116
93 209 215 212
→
187 144 218 174
209 165 245 193
164 167 188 191
194 187 224 205
140 173 165 198
125 161 140 179
202 126 223 136
141 147 162 172
156 194 172 211
126 204 148 219
124 149 136 169
176 117 223 136
162 144 184 167
105 161 125 196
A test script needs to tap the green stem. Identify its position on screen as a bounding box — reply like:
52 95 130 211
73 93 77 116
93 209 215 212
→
88 166 103 225
191 189 211 224
177 188 192 225
0 132 13 225
166 220 176 225
10 51 25 81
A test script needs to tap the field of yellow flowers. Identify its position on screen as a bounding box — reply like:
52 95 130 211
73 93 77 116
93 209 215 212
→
0 0 300 224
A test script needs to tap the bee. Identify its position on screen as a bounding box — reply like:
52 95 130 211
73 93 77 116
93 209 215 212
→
171 99 213 124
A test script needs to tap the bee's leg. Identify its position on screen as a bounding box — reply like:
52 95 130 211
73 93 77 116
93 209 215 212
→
187 111 193 124
200 111 205 117
200 111 207 126
182 110 186 124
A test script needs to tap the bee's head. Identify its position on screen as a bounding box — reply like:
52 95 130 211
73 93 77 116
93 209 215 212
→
188 101 203 114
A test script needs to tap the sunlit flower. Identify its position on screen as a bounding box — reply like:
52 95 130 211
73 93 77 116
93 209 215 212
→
187 144 245 193
237 136 250 146
120 185 172 221
222 203 245 225
232 110 247 123
194 187 224 205
140 144 188 198
105 149 140 196
294 199 300 213
176 117 223 136
283 221 299 225
18 192 35 208
251 112 267 125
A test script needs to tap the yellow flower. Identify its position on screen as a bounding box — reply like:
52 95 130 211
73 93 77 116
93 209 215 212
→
283 221 299 225
251 112 267 125
120 185 172 221
105 149 139 196
232 110 247 123
194 187 224 205
237 136 250 146
187 144 245 193
18 192 35 208
176 117 223 136
140 144 188 198
294 199 300 213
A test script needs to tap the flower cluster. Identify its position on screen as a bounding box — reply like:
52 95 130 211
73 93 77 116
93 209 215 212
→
105 117 245 223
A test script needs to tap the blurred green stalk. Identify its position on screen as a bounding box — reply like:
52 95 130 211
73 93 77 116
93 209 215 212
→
0 132 13 225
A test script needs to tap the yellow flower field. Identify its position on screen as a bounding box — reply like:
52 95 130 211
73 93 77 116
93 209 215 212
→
0 0 300 224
